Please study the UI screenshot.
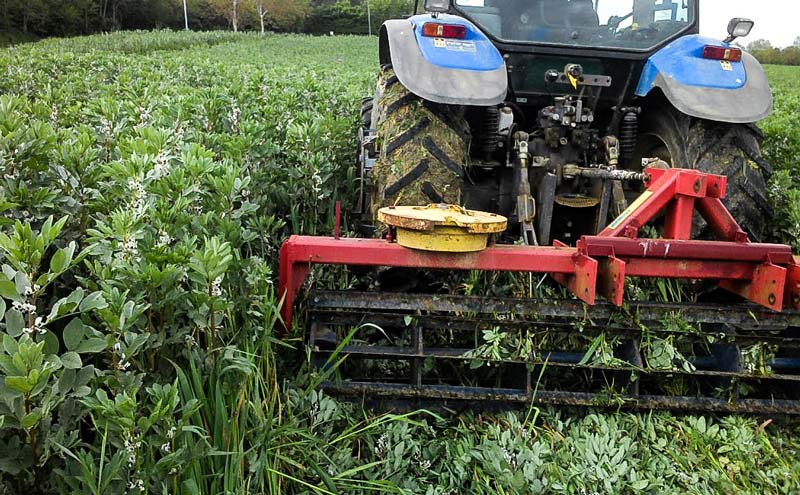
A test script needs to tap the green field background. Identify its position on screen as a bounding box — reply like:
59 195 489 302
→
1 31 800 494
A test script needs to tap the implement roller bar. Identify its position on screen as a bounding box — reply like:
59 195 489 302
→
324 382 800 416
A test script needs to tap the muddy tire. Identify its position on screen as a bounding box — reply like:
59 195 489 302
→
370 67 471 224
360 96 373 130
635 105 773 241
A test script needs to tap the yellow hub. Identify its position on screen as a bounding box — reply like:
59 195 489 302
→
377 204 507 253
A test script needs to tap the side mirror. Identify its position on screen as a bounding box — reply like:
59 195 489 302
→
424 0 451 13
725 18 754 43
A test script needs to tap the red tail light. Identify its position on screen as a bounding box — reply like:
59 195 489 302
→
421 22 467 39
702 45 742 62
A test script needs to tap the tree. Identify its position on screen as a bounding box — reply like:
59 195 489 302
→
255 0 267 33
231 0 238 31
794 36 800 48
261 0 309 32
183 0 189 30
748 39 773 51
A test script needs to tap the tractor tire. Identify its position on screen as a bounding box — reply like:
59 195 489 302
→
635 105 773 241
360 96 373 130
369 67 471 225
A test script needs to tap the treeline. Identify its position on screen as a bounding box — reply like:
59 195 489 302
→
749 39 800 66
751 48 800 66
0 0 414 38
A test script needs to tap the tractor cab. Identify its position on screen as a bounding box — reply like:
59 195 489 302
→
453 0 696 50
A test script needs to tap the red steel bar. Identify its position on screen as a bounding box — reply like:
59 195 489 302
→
279 237 583 328
278 167 800 329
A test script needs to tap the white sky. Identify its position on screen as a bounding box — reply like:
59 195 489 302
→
699 0 797 48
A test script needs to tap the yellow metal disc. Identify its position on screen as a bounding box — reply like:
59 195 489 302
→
378 204 507 253
554 194 600 208
395 226 492 253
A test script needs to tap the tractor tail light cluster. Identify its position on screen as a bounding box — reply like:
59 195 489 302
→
702 45 743 62
421 22 467 39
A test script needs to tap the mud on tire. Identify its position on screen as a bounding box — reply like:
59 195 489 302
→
636 105 773 241
369 67 471 224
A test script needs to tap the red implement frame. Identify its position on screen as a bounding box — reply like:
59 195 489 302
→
279 167 800 328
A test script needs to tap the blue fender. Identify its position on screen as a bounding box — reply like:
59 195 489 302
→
380 14 507 106
636 35 772 123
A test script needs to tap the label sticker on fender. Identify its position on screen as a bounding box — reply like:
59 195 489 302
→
720 61 733 71
444 40 476 52
434 38 446 48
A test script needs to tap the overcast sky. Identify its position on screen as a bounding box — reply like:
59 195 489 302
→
699 0 797 48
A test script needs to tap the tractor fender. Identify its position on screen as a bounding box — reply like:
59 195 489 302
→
635 35 772 123
379 14 507 106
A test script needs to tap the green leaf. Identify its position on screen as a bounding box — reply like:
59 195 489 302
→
60 352 82 370
0 355 19 376
20 411 42 429
50 249 68 274
5 376 33 394
4 310 24 338
0 279 18 300
78 291 107 312
0 298 5 321
42 330 59 355
2 334 18 356
63 318 86 351
76 337 107 354
630 480 649 490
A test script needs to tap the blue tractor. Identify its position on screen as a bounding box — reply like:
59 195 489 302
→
312 0 797 412
358 0 772 246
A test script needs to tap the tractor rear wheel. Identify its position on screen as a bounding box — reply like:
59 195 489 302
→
369 67 471 225
634 105 773 241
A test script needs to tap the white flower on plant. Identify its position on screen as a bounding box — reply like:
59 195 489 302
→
23 316 45 336
117 237 141 263
501 447 517 469
124 435 141 468
49 104 58 126
311 171 323 196
211 276 223 297
13 301 37 314
175 125 185 145
153 150 170 179
161 442 171 454
156 231 173 248
134 105 151 130
118 352 132 371
167 426 177 439
34 317 46 335
229 104 241 131
127 178 147 217
374 433 388 458
127 478 145 492
413 452 431 470
113 342 122 353
100 117 113 136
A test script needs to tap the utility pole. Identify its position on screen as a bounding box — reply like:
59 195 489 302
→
366 0 372 36
183 0 189 30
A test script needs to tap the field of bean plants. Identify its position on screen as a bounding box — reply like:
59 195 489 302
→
1 30 800 494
